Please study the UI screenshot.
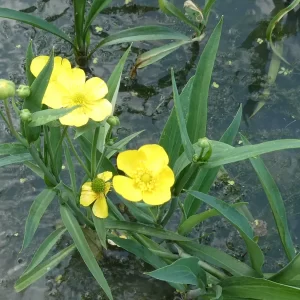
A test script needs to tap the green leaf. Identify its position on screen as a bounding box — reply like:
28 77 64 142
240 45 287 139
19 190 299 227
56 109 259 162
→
29 106 78 127
24 227 67 274
0 8 73 45
73 0 86 49
186 191 264 275
0 153 32 168
158 0 200 33
205 139 300 169
63 144 77 195
15 244 75 292
108 236 186 291
84 0 112 37
184 105 242 217
241 134 295 261
186 17 223 143
135 40 190 69
106 130 144 159
171 68 194 162
146 257 206 287
22 189 57 250
74 120 99 139
25 40 35 85
92 214 107 249
104 219 190 241
50 126 63 175
24 162 44 178
270 253 300 287
89 26 190 57
220 277 300 300
107 45 131 103
178 241 259 277
159 76 194 167
266 0 300 65
60 205 113 300
203 0 217 23
0 143 28 156
179 202 248 235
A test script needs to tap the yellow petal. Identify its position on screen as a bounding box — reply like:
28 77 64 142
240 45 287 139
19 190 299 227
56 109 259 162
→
97 171 113 182
105 182 111 195
84 77 108 101
59 107 89 127
30 56 49 77
57 68 86 91
117 150 146 177
82 182 92 191
42 82 68 108
86 99 112 122
139 144 169 174
80 188 97 206
113 175 142 202
142 187 172 205
92 194 108 218
157 166 175 187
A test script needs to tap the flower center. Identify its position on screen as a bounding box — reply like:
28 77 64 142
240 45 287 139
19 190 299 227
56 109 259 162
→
133 168 156 192
91 178 106 193
72 93 86 105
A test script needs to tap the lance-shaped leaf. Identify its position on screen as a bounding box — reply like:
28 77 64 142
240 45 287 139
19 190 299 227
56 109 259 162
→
0 153 32 168
0 143 28 156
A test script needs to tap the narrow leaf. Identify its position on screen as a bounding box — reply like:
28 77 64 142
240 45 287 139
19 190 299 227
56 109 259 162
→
221 277 300 300
184 105 242 217
0 143 28 156
0 8 73 44
178 241 259 277
15 244 75 292
73 0 86 49
63 144 77 195
25 40 35 85
60 205 113 300
187 191 264 275
241 134 295 261
0 153 32 168
29 106 78 127
89 26 190 57
186 17 223 143
24 227 66 274
171 68 194 162
92 214 107 249
104 219 190 241
270 253 300 287
22 189 57 249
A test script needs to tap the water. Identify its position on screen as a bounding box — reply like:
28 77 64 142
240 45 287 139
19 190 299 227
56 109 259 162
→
0 0 300 299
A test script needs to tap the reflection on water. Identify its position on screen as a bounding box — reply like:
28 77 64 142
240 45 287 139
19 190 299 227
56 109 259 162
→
0 0 300 299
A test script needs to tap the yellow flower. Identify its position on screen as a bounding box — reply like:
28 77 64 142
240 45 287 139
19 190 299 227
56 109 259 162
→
113 144 175 205
30 56 72 82
80 172 112 218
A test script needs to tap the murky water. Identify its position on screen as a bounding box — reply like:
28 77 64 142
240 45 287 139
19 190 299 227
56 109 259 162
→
1 0 300 299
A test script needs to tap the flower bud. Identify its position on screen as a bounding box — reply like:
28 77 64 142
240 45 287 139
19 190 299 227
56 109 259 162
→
107 116 120 127
20 109 32 123
0 79 15 100
197 137 210 149
106 139 114 146
16 85 31 98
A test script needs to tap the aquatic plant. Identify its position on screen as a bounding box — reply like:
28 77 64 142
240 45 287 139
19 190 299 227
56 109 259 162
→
0 0 213 69
1 13 300 300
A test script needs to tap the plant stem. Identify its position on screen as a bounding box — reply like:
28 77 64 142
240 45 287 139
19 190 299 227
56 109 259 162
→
91 126 100 178
11 96 20 115
0 109 10 128
66 132 92 179
95 146 107 175
44 125 58 178
54 126 68 157
197 260 228 280
3 99 27 145
161 197 178 227
28 144 57 186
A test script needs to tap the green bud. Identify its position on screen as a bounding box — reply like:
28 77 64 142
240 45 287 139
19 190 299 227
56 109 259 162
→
192 154 199 163
16 85 31 98
197 137 210 149
106 139 114 146
0 79 15 100
20 109 32 123
107 116 120 127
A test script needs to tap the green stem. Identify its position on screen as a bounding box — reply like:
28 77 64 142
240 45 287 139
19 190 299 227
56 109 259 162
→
44 126 58 179
161 197 178 227
66 132 92 179
28 144 57 186
174 163 198 196
91 126 100 178
54 126 68 158
11 96 20 115
3 99 27 145
197 260 228 280
0 109 10 128
95 146 107 175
